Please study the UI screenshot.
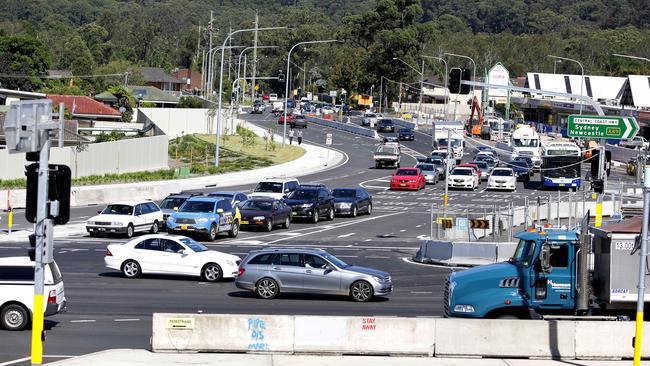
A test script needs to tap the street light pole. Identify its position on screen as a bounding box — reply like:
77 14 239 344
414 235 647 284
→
215 26 287 166
548 55 584 114
444 52 476 95
423 55 448 120
393 57 424 125
283 39 340 146
237 45 278 102
553 59 562 74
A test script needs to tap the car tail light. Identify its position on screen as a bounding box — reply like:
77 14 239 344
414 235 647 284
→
47 290 57 304
106 248 113 257
237 267 246 277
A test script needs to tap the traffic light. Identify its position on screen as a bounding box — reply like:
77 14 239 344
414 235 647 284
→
28 234 36 261
449 68 461 94
590 149 600 179
460 69 471 94
591 179 604 194
25 164 71 225
278 73 285 82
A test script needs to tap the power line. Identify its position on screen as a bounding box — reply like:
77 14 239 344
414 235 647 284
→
0 72 125 79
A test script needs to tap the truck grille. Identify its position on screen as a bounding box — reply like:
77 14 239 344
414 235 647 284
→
443 276 451 317
175 218 196 224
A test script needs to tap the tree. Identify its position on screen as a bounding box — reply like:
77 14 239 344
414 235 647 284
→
108 85 135 122
60 35 95 76
0 34 50 91
177 96 204 108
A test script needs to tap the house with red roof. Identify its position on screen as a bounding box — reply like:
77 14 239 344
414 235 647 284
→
47 94 122 121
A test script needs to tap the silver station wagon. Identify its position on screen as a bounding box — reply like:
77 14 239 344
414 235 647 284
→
235 247 393 302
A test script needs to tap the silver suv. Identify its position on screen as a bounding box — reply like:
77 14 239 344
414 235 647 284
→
235 248 393 302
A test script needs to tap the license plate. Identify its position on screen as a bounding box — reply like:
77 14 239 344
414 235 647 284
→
400 183 406 186
180 225 188 230
98 228 105 231
292 211 298 215
559 184 565 187
241 220 249 225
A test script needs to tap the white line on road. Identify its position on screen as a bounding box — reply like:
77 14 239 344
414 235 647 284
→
399 229 406 232
0 246 21 249
410 291 433 294
70 319 96 323
114 318 141 322
363 239 372 242
366 256 390 259
0 357 31 366
337 233 355 238
336 255 358 258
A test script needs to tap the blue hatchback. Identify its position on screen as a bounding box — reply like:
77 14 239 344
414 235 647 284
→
167 196 240 241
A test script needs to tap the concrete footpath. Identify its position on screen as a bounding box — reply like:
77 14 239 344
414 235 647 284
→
46 349 650 366
0 123 346 242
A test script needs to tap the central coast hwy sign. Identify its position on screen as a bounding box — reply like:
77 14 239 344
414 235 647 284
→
567 115 639 139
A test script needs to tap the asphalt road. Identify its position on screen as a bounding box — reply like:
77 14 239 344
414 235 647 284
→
0 110 638 364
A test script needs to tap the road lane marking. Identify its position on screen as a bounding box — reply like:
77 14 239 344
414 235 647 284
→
336 255 358 258
415 224 423 228
337 233 355 238
0 357 31 366
70 319 96 323
114 318 141 322
410 291 433 294
399 229 406 232
366 256 390 259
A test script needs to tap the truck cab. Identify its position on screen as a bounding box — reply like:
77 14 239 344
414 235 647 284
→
446 228 578 319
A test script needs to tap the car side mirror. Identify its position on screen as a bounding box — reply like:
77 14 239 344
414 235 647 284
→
325 264 335 272
173 207 178 212
217 208 224 213
178 249 185 255
540 244 552 274
97 210 102 214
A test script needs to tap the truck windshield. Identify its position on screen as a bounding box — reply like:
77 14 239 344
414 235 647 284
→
438 138 462 148
513 138 539 148
512 240 536 267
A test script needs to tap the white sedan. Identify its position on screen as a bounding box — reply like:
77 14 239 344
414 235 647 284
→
104 234 241 282
487 168 517 192
447 167 478 190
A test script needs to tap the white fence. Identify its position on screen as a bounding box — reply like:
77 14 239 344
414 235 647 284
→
0 135 169 180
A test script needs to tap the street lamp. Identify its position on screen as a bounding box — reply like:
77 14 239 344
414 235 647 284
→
393 57 425 125
236 45 278 102
283 39 341 146
423 55 449 121
612 54 650 63
548 55 584 114
444 52 476 95
553 59 562 74
215 25 288 167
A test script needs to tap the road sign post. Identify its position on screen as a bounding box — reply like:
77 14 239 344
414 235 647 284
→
325 133 332 167
567 115 639 140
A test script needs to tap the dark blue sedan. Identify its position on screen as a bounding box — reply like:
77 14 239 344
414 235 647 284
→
398 128 415 141
332 188 373 217
509 160 531 181
239 197 292 232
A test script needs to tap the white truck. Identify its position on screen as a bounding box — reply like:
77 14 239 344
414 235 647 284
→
433 121 465 164
373 145 401 169
509 125 541 169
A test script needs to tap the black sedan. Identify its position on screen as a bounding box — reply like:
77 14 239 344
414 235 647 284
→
291 114 308 129
239 198 292 232
332 188 372 217
398 128 415 141
377 118 395 132
509 160 532 181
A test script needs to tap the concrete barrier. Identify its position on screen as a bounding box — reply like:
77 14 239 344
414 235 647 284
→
574 321 650 359
414 240 516 266
306 116 380 140
391 118 418 131
152 313 294 353
435 318 576 359
293 316 435 356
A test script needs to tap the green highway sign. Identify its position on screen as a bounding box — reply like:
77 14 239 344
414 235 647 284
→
567 115 639 139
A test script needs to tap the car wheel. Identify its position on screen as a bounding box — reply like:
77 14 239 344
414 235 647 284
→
228 221 239 238
256 278 279 299
327 207 334 221
265 219 273 232
350 280 374 302
367 203 373 215
282 216 290 229
150 220 159 234
125 224 134 238
397 163 401 168
201 263 223 282
312 210 319 223
121 260 141 278
1 304 29 331
351 205 357 217
208 224 218 241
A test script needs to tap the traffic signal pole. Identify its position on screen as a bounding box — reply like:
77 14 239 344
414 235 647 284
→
31 139 51 366
633 165 650 366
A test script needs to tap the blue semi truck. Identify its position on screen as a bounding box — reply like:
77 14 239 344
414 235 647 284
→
445 217 647 319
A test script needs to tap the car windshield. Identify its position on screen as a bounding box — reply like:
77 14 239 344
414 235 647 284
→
512 239 536 266
179 200 214 213
254 182 283 193
365 113 376 118
395 169 417 176
472 162 488 169
322 251 348 268
477 156 495 164
513 138 539 148
452 168 472 176
159 197 187 209
287 189 317 200
430 159 444 166
417 164 434 172
332 189 355 198
510 161 528 168
400 128 412 133
101 204 133 215
241 200 273 210
492 169 513 177
379 120 393 125
180 237 208 252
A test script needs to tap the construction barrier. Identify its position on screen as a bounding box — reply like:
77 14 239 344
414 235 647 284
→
151 313 650 360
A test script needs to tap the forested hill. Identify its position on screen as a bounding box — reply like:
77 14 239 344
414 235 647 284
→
0 0 649 95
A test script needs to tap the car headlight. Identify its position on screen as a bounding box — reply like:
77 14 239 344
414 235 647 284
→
112 222 122 226
372 276 386 283
301 203 313 208
453 304 475 313
253 216 265 221
339 202 351 208
196 218 209 223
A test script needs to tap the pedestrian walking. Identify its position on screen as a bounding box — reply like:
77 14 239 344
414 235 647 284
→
289 129 294 144
297 129 303 145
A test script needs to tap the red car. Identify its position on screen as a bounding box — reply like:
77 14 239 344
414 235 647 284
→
278 114 294 125
390 168 426 191
456 163 482 181
262 94 270 101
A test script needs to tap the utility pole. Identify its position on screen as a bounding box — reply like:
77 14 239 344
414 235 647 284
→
196 24 201 61
208 11 213 95
228 23 232 85
123 72 129 87
251 11 259 103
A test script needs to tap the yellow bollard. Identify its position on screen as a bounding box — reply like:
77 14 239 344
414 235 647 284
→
7 208 12 234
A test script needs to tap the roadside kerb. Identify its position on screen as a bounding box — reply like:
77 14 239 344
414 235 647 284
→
305 116 380 140
150 313 650 360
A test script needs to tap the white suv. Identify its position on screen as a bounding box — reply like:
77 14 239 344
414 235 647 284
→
1 257 66 330
86 200 163 238
250 177 300 200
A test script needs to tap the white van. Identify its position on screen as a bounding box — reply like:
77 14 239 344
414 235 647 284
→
0 257 66 330
269 93 278 102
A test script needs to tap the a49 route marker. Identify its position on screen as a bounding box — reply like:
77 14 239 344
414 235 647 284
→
567 115 639 139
